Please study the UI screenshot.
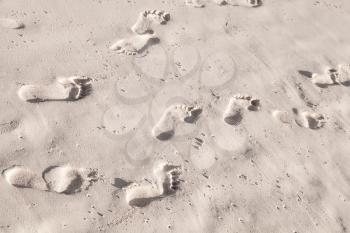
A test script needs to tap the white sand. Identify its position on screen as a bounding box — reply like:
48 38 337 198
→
1 0 350 232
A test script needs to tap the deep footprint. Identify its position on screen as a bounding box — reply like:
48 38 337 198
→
223 94 260 125
125 161 182 207
131 10 170 34
152 104 202 140
42 165 97 194
293 108 325 130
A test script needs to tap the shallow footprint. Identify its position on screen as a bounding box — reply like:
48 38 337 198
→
125 161 181 207
185 0 205 8
0 120 19 135
0 18 25 29
18 76 92 103
109 33 158 55
223 94 260 125
2 165 47 190
131 10 170 34
293 108 325 130
42 165 97 194
152 104 202 140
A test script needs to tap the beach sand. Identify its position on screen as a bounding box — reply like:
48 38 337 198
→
1 0 350 232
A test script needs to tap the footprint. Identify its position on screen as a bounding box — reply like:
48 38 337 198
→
109 33 158 55
336 64 350 86
271 110 293 124
42 165 97 194
311 68 338 88
17 76 92 103
0 18 25 29
125 161 182 207
215 0 262 7
293 108 325 130
2 165 47 190
223 94 260 125
152 104 202 140
185 0 205 8
0 120 19 135
131 10 170 34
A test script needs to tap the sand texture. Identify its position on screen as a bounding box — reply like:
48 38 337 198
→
1 0 350 232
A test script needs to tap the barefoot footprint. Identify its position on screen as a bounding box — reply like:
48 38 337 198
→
42 165 97 194
131 10 170 34
293 108 325 130
311 64 350 87
2 165 47 190
17 76 92 103
336 64 350 86
223 94 260 125
152 104 202 140
109 33 158 55
125 162 182 207
311 67 338 88
3 165 97 194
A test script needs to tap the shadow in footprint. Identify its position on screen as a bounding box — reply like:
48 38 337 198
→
42 165 94 195
298 70 313 78
340 80 350 87
112 178 132 189
128 196 162 207
156 130 175 141
184 108 203 123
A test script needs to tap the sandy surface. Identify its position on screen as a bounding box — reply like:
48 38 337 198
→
1 0 350 232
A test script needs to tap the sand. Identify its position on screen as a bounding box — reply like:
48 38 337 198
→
1 0 350 232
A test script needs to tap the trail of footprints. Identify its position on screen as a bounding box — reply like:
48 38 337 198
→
5 3 350 210
2 162 182 207
2 165 97 194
